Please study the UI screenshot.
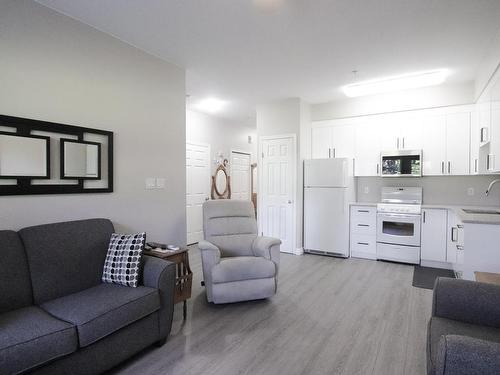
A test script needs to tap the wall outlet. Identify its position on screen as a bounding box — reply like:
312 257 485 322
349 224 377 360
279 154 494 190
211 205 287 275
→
364 186 370 194
467 187 474 196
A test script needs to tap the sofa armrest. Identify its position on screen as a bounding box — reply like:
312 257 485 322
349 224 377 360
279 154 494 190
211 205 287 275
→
435 335 500 375
252 236 281 270
142 255 176 340
432 277 500 328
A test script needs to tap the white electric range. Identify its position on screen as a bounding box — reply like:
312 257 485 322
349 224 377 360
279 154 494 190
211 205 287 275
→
376 187 422 264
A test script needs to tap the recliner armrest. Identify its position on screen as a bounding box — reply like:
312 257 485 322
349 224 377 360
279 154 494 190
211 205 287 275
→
141 255 176 340
435 335 500 375
252 236 281 271
432 277 500 328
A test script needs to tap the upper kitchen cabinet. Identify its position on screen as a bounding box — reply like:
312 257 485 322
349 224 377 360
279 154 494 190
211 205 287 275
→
487 75 500 173
422 115 446 175
379 114 423 151
355 122 380 176
422 112 470 176
311 122 355 159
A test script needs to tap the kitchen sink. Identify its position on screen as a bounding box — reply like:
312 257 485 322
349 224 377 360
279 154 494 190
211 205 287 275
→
462 208 500 215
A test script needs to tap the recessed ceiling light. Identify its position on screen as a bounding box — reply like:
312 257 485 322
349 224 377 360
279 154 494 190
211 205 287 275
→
342 69 450 98
196 97 227 113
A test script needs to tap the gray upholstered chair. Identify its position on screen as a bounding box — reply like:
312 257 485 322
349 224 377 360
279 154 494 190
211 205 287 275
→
427 277 500 375
199 200 281 304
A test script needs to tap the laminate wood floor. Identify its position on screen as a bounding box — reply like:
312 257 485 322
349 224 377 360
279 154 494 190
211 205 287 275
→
109 248 432 375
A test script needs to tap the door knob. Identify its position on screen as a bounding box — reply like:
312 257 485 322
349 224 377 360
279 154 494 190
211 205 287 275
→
287 200 293 204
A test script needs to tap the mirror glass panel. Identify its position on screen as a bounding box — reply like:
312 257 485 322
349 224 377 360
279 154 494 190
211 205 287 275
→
0 133 49 177
62 140 100 178
215 169 227 194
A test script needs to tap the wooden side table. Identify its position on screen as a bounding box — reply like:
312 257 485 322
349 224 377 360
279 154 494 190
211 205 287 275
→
144 247 192 319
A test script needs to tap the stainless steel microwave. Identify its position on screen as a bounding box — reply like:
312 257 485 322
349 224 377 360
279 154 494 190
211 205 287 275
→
380 150 422 177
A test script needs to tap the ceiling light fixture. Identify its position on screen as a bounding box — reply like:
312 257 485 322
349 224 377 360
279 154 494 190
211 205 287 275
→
196 97 227 114
342 69 450 98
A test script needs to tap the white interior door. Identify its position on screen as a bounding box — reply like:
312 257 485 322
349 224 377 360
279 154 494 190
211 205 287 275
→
260 136 295 253
186 142 210 244
230 151 251 200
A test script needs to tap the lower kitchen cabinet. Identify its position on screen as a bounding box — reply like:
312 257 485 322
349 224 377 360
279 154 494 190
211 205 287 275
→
349 205 377 259
446 210 464 264
420 209 448 262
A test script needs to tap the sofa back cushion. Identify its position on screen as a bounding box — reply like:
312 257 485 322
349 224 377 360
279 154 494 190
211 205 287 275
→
0 230 33 313
203 200 257 257
19 218 114 304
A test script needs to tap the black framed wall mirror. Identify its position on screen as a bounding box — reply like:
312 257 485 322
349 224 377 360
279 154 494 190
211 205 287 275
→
60 139 101 180
0 114 113 196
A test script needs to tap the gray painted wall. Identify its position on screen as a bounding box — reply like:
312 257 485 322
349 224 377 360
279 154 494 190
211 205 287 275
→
0 0 187 245
357 176 500 206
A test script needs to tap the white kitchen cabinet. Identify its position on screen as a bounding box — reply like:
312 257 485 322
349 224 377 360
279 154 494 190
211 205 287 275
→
379 114 422 151
422 115 446 175
470 109 480 174
354 123 380 176
420 209 448 262
422 112 470 176
350 205 377 260
311 124 355 159
311 126 331 159
446 210 464 264
446 112 470 175
487 75 500 173
478 100 491 147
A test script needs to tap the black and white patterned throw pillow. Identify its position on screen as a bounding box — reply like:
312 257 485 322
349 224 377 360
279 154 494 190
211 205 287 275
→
102 232 146 287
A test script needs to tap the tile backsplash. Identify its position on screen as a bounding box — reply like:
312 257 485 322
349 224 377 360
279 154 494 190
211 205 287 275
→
357 176 500 206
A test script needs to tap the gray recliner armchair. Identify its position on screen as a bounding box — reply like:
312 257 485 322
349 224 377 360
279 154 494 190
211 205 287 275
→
199 200 281 304
427 277 500 375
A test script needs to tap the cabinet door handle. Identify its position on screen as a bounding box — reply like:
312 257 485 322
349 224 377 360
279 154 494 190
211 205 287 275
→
456 245 464 251
422 211 426 223
357 242 369 246
451 227 458 242
328 148 331 158
402 137 405 149
441 161 445 174
448 161 451 174
376 163 379 175
357 209 369 213
333 148 336 158
357 224 369 227
475 158 478 173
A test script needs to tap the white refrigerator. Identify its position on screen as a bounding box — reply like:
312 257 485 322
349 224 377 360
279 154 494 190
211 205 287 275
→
303 158 356 257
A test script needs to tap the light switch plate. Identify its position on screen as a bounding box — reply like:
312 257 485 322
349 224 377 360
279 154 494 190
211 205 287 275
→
364 186 370 194
145 177 156 189
467 187 474 196
156 178 166 189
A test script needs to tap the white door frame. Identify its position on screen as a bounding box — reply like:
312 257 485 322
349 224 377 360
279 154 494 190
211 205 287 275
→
258 134 297 253
186 140 211 244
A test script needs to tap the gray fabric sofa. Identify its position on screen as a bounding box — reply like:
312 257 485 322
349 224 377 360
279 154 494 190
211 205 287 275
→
199 200 281 304
0 219 176 375
427 277 500 375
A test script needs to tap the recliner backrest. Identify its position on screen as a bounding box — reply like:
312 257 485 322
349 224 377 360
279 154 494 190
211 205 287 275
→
203 200 257 257
19 218 114 304
0 230 33 313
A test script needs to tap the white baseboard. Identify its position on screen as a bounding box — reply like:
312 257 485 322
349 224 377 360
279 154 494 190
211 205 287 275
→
351 251 377 260
420 260 453 270
294 247 304 256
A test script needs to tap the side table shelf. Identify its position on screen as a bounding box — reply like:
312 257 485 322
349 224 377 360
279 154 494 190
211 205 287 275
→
144 247 192 319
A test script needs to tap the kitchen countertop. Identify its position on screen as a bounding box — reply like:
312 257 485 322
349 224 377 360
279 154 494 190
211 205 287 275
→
350 202 500 225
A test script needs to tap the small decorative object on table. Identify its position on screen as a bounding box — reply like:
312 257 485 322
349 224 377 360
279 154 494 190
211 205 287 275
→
143 245 192 319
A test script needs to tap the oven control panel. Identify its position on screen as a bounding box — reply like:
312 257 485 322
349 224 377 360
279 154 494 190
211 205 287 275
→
376 203 421 215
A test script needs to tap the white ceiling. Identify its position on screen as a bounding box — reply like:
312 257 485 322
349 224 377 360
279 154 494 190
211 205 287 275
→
36 0 500 122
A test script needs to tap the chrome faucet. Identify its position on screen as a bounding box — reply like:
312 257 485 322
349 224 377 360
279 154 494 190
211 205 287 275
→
485 179 500 196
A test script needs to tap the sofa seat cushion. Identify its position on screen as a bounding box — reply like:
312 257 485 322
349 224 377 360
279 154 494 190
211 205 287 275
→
0 306 77 374
41 283 160 348
428 316 500 373
212 256 276 284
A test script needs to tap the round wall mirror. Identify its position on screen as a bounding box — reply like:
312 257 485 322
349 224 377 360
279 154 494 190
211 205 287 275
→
211 164 231 199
